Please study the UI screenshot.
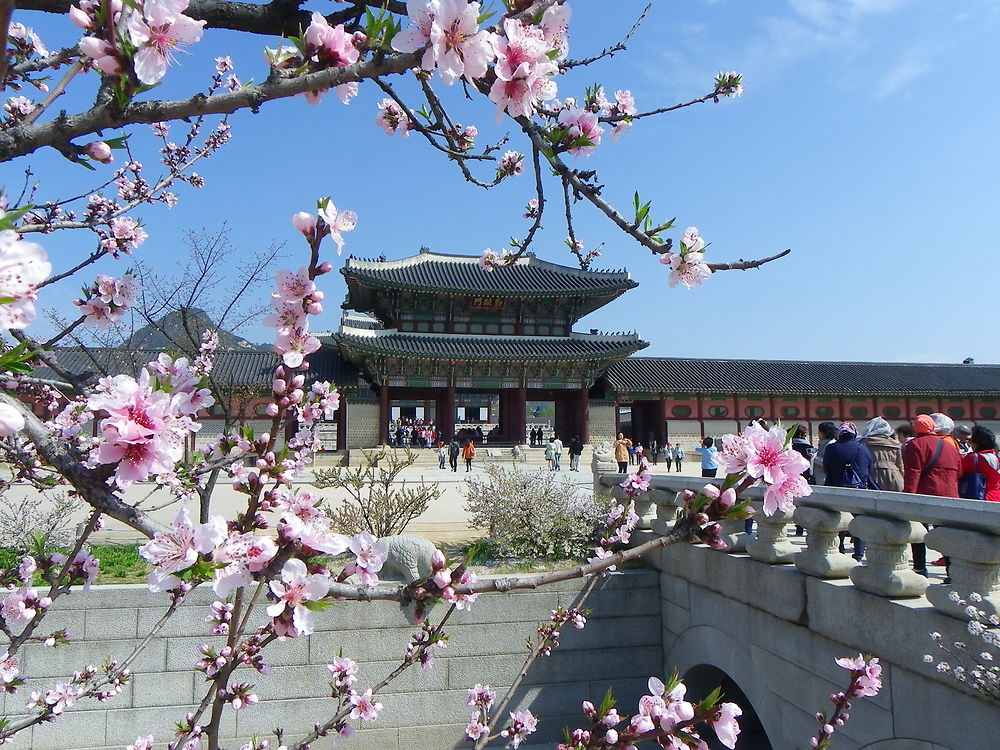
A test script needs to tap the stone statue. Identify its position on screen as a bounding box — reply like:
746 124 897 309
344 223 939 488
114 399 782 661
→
378 534 438 583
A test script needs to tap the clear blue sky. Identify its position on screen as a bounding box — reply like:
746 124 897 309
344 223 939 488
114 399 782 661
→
16 0 1000 363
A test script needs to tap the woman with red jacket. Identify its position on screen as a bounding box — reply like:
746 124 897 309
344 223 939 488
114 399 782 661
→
960 426 1000 502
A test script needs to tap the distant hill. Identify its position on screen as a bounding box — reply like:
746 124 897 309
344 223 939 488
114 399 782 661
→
127 308 267 352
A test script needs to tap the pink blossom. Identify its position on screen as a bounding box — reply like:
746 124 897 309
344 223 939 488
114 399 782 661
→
139 507 224 590
0 229 51 329
489 17 558 119
292 212 316 237
715 431 754 475
79 35 125 75
466 683 495 708
557 107 603 157
328 657 359 689
349 531 388 586
660 250 711 290
394 0 496 84
478 247 514 271
539 2 571 59
317 198 358 254
501 709 538 748
1 588 48 628
126 736 155 750
0 651 20 685
498 150 524 177
273 268 316 303
681 226 705 253
126 11 206 85
744 425 807 484
712 702 742 748
103 216 148 255
0 403 25 437
762 471 812 516
614 89 636 116
304 12 359 67
266 558 329 636
375 97 412 137
349 688 382 722
465 716 489 740
273 326 321 368
391 0 436 69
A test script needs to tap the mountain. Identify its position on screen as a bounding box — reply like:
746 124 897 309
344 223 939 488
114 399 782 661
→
126 308 266 352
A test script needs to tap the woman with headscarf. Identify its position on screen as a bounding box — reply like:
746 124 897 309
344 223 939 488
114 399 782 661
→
860 417 904 492
823 422 876 561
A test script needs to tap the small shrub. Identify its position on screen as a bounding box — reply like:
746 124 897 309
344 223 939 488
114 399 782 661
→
464 465 612 559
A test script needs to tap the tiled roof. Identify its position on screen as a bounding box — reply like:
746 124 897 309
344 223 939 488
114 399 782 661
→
341 250 636 296
34 347 366 389
605 357 1000 395
336 329 647 361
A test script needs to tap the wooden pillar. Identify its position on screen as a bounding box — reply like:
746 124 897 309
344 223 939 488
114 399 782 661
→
378 385 390 445
336 391 348 451
516 386 527 444
441 385 456 440
659 398 669 443
578 388 589 444
614 397 622 437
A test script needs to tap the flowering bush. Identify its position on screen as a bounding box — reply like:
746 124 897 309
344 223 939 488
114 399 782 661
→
925 591 1000 703
465 464 614 559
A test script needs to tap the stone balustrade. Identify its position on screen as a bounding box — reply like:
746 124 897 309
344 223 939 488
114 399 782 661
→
598 472 1000 622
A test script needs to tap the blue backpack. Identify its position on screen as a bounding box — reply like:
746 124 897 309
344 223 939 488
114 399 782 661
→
958 453 988 500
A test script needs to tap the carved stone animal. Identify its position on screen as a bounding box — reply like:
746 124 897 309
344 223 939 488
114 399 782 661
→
379 535 438 583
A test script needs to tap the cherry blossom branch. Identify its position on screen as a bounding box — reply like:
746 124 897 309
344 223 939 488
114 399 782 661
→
0 0 14 87
0 392 162 537
23 61 84 126
290 603 459 750
475 576 599 749
0 51 421 162
9 45 78 77
324 521 697 604
705 249 791 271
14 0 407 37
561 3 650 70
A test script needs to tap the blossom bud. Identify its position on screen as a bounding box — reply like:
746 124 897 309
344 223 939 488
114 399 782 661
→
695 512 709 525
292 212 316 236
718 487 737 510
265 403 279 417
272 378 286 394
291 375 305 388
581 700 595 716
701 483 720 500
307 301 323 315
316 261 334 275
69 6 94 29
681 489 695 501
85 140 113 164
604 729 618 744
0 403 26 436
431 548 446 571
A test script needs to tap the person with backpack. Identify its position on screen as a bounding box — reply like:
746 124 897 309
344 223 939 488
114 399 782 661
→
904 414 961 579
568 435 584 471
823 422 877 561
462 439 476 472
860 417 904 492
672 443 684 472
544 436 556 471
448 437 461 472
959 425 1000 502
663 441 673 472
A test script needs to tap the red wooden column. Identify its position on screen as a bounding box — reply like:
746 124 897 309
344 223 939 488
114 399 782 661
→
336 391 348 450
378 385 390 445
515 386 527 444
614 397 622 436
659 398 670 443
578 388 589 444
440 385 456 440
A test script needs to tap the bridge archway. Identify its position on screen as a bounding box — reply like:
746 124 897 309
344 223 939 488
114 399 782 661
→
666 625 780 749
859 741 957 750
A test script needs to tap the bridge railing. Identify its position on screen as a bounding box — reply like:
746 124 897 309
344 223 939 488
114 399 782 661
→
597 473 1000 621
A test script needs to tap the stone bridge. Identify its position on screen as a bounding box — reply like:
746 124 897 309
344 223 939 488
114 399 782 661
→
597 470 1000 750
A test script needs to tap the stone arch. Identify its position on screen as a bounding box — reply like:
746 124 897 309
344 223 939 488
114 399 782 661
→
859 741 956 750
666 625 777 749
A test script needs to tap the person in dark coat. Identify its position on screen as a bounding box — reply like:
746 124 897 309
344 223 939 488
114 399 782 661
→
823 421 876 561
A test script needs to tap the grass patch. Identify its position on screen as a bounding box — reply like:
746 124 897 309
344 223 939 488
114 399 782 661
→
0 545 150 585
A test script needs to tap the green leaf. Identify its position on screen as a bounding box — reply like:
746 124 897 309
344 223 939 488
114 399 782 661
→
597 687 616 717
697 686 722 712
0 205 33 231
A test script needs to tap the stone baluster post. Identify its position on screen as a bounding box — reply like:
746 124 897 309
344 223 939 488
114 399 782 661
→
848 516 928 597
650 491 683 536
925 527 1000 620
793 506 854 579
716 518 749 554
745 503 798 564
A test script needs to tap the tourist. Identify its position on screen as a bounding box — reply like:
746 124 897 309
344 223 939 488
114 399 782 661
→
437 441 447 470
568 435 584 471
448 437 461 473
823 422 877 561
673 443 684 472
903 414 961 579
930 413 961 453
628 441 636 466
475 426 485 444
614 433 632 473
664 441 673 472
860 417 904 492
544 436 555 471
790 425 815 482
650 439 660 466
960 425 1000 502
954 424 974 455
695 437 719 478
634 443 644 466
552 434 564 471
462 439 476 472
895 422 915 447
811 421 838 486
